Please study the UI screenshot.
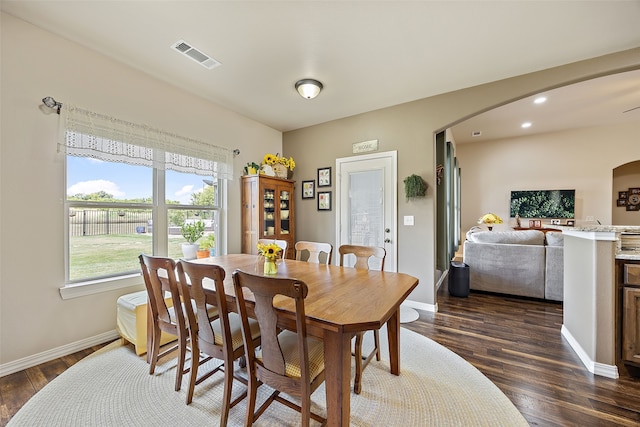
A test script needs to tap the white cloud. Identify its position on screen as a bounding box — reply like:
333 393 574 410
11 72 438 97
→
175 185 195 204
67 180 125 197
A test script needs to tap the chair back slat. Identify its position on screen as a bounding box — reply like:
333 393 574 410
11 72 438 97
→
176 261 228 351
295 241 333 265
232 270 309 379
138 254 182 327
338 244 386 271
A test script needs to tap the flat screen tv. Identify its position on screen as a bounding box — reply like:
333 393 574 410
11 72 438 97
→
510 189 575 219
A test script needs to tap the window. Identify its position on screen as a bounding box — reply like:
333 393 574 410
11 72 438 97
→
61 105 233 287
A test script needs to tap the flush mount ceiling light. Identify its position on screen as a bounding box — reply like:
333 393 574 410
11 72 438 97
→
295 79 323 99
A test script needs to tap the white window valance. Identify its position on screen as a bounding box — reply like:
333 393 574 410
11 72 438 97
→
60 104 234 180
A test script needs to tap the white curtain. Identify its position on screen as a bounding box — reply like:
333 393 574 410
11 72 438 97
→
59 104 234 179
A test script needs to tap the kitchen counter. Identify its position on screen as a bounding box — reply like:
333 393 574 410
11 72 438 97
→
543 225 640 260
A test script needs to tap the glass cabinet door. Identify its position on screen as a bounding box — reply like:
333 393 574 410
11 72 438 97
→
279 189 291 236
263 188 276 236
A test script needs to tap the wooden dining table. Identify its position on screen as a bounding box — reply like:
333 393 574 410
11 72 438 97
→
193 253 419 426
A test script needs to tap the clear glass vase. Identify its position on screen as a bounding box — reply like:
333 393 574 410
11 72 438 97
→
263 256 277 275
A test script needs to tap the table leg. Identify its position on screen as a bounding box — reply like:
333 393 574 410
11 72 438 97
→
323 329 352 426
387 308 401 375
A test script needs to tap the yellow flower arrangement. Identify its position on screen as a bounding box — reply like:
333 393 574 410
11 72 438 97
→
257 241 282 259
262 153 296 171
477 213 503 225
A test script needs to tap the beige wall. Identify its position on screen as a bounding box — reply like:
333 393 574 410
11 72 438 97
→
457 121 640 233
284 48 640 311
2 10 640 371
0 14 281 367
613 161 640 225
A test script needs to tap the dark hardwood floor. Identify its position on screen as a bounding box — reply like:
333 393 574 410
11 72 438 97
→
3 286 640 426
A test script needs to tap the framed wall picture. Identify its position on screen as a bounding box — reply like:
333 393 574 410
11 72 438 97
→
619 191 629 199
529 220 535 227
318 167 331 187
318 191 332 211
630 188 640 195
534 220 542 228
302 180 315 199
618 199 628 207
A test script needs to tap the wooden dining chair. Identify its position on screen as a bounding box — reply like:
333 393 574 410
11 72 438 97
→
295 241 333 265
338 244 386 395
257 238 288 259
138 254 190 393
176 260 261 424
232 270 326 427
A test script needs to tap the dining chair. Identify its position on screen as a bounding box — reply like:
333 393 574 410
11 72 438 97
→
176 260 261 424
295 241 333 265
257 238 288 259
338 244 386 395
232 270 326 427
138 254 190 393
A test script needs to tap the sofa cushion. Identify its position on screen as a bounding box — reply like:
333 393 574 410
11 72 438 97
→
467 229 545 246
545 231 564 247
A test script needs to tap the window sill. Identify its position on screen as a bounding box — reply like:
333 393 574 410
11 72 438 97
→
59 273 143 300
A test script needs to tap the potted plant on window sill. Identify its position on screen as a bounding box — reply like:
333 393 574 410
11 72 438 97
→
198 234 216 258
181 221 205 260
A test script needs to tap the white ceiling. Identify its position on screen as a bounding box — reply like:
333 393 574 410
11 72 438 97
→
2 1 640 133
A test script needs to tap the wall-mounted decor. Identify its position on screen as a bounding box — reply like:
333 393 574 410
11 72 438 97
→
619 191 629 199
618 199 628 207
510 189 575 219
318 191 332 211
318 167 331 187
302 180 315 199
403 174 428 201
566 220 575 226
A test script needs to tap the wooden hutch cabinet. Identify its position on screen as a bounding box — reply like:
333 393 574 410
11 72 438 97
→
241 175 295 259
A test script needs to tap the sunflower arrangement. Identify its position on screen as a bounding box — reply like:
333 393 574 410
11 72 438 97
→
477 213 503 225
262 153 296 171
257 241 282 260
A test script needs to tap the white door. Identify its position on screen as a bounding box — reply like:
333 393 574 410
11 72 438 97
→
336 151 397 271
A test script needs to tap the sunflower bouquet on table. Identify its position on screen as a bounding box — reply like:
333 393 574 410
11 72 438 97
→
257 241 282 261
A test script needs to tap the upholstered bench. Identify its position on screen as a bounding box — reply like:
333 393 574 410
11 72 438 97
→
116 290 177 355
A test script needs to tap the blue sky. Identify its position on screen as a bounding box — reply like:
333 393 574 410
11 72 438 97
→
67 157 208 204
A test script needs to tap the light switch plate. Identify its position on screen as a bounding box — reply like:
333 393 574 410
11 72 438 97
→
404 215 414 226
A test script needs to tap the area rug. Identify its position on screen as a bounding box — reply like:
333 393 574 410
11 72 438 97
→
8 328 528 426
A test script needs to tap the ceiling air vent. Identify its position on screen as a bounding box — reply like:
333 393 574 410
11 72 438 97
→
171 40 221 70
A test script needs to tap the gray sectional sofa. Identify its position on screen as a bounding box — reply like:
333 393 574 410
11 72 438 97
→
462 228 564 301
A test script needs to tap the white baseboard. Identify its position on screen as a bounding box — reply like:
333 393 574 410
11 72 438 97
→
561 324 619 379
403 299 437 313
0 330 120 377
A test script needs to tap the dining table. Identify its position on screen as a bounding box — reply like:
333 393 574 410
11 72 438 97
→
193 253 419 426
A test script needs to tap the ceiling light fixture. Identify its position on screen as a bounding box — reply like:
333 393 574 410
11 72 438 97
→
534 96 547 104
521 122 532 128
295 79 323 99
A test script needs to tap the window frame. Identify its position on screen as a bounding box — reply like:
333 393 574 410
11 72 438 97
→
61 155 224 300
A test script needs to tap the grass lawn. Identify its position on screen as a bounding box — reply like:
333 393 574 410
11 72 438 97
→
69 234 185 281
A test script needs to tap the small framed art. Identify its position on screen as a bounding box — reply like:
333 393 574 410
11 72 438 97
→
318 167 331 187
534 220 541 228
618 199 628 207
566 220 575 226
302 180 315 199
619 191 629 199
318 191 332 211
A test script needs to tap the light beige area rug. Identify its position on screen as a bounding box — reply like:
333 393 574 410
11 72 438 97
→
8 327 528 426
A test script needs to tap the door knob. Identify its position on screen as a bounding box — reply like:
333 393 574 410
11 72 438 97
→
385 238 391 243
385 228 390 233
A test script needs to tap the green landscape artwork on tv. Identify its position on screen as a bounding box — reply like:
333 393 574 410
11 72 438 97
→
510 189 575 219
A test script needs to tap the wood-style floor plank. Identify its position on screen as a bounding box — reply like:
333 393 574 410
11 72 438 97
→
3 287 640 426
